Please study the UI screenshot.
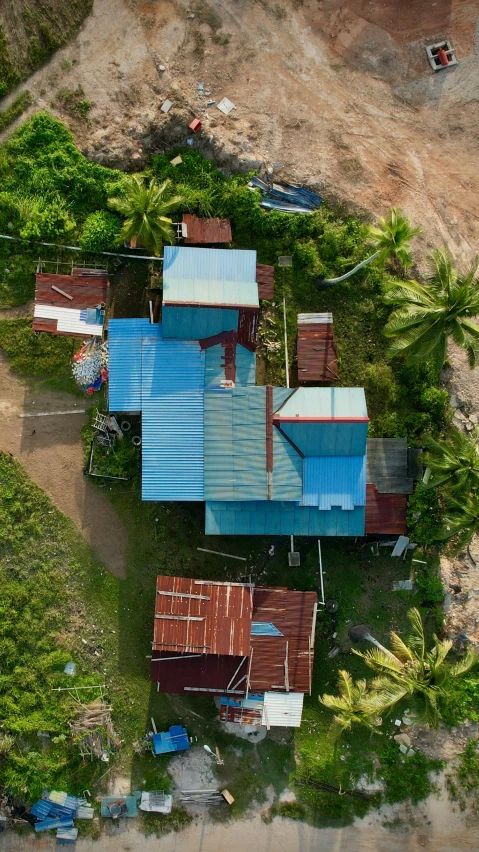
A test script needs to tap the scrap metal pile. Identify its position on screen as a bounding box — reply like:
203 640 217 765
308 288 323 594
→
72 339 108 394
248 176 322 214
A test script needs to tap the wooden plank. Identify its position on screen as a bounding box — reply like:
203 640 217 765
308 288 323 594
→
156 590 210 601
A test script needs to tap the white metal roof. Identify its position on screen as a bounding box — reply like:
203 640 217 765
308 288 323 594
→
261 692 304 728
34 305 103 337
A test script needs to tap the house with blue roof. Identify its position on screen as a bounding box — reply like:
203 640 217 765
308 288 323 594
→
108 246 376 536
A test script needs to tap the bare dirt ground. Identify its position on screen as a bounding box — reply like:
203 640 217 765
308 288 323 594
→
1 772 478 852
0 0 478 264
0 346 127 576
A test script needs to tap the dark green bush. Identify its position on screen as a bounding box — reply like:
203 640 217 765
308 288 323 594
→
379 742 443 804
441 673 479 726
406 484 443 547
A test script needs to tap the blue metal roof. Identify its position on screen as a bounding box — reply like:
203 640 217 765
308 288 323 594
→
163 246 258 307
205 343 256 389
108 318 152 412
162 306 238 339
205 501 365 536
302 456 366 510
204 387 303 501
251 622 284 636
142 334 205 501
282 421 368 457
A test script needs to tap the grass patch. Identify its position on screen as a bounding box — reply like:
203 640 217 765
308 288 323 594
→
0 91 33 133
0 317 77 385
55 86 92 121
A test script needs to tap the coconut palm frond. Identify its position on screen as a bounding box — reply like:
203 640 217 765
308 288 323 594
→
353 647 404 675
406 608 425 658
448 646 478 678
389 631 416 664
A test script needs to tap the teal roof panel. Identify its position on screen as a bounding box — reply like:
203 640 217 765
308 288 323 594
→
205 501 365 536
162 306 238 339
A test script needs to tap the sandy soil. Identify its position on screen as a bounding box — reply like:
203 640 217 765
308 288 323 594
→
0 347 127 577
0 0 478 264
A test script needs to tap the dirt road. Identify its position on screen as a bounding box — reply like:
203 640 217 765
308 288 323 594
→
0 348 127 577
1 0 478 264
1 772 477 852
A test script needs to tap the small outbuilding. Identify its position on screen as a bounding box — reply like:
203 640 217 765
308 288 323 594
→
297 312 339 382
33 266 108 338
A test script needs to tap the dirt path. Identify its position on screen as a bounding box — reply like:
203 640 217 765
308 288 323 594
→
0 349 127 577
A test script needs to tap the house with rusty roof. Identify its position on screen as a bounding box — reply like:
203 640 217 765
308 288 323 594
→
108 245 410 535
33 266 108 338
151 575 318 728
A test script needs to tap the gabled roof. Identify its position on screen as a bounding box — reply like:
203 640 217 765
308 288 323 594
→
163 246 258 308
153 576 253 656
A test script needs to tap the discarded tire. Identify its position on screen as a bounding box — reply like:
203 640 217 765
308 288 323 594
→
132 435 142 447
120 420 131 432
325 599 339 613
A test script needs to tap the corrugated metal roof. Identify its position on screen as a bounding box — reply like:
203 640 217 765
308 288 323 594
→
297 314 339 383
204 387 303 502
182 214 232 244
262 692 304 727
162 306 239 339
205 501 365 536
365 484 407 534
163 246 258 307
33 305 103 337
281 421 369 457
205 343 256 388
34 272 108 309
302 456 366 510
151 652 248 695
108 318 152 412
153 576 253 655
141 334 205 501
298 313 332 324
256 264 274 300
274 387 368 420
251 587 317 694
366 438 414 494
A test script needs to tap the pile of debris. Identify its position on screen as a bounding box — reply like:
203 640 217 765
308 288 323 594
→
72 339 108 394
70 699 119 762
31 790 94 842
248 177 322 214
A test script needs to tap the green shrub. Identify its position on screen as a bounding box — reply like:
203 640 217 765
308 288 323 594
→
363 363 398 415
0 255 35 308
80 210 121 252
407 484 442 546
414 560 444 603
20 197 76 241
420 386 449 428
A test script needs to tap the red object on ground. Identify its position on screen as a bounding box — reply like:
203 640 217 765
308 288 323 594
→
438 47 449 66
189 118 202 132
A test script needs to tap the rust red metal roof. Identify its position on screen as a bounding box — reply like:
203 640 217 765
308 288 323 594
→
297 313 339 383
220 703 262 725
151 652 247 695
182 214 232 244
34 272 108 309
365 484 407 534
249 587 317 694
153 576 253 656
256 264 274 300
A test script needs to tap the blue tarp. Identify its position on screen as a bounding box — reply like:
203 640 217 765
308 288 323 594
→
152 725 190 755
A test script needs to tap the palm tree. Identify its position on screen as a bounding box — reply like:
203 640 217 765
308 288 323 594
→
424 428 479 495
439 492 479 552
384 248 479 371
317 208 421 286
352 608 477 727
108 175 184 256
320 670 386 737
